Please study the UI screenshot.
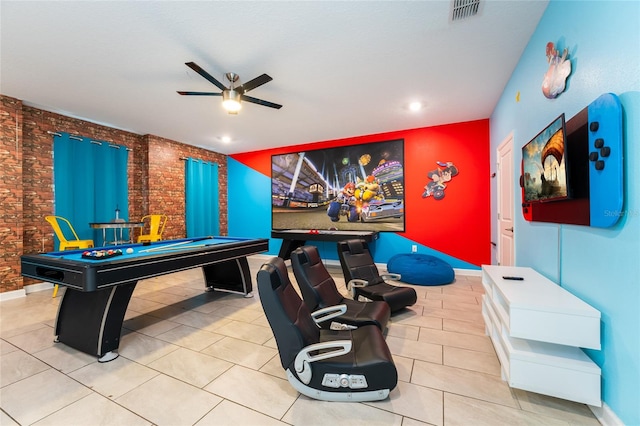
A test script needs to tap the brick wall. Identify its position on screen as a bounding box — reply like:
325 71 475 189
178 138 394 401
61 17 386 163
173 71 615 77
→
145 135 227 239
0 94 228 293
0 97 23 292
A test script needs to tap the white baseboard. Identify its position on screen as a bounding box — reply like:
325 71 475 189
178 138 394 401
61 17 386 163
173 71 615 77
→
589 402 624 426
0 288 26 301
252 253 482 277
0 282 52 302
25 282 54 294
453 268 481 277
0 262 480 302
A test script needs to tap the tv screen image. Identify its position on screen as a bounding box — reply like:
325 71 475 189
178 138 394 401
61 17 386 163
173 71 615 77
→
271 139 405 232
522 114 570 203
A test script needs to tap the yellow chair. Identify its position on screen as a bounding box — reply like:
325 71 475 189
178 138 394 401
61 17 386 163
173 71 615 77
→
45 215 94 297
137 214 167 243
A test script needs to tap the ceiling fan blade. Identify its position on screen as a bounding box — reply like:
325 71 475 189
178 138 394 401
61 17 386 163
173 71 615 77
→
241 94 283 109
237 74 273 94
185 62 227 91
177 91 222 96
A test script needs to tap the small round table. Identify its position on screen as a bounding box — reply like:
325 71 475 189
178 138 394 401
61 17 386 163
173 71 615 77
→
89 221 144 246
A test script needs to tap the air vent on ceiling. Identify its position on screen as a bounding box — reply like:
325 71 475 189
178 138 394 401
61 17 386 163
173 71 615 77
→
451 0 480 21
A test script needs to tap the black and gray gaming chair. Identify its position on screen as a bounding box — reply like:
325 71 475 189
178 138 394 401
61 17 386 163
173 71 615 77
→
257 257 397 402
337 239 417 312
290 245 390 330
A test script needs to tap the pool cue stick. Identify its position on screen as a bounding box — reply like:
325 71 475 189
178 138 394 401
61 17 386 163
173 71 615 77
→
141 243 217 253
139 239 194 253
138 237 214 253
144 244 210 252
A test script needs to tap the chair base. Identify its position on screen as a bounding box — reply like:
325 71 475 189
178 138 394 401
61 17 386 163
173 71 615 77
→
286 370 390 402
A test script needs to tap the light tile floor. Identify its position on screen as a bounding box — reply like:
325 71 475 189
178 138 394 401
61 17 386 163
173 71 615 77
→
0 255 600 425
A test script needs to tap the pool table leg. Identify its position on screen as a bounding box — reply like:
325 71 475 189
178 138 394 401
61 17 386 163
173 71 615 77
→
54 282 137 362
202 257 254 297
98 351 119 363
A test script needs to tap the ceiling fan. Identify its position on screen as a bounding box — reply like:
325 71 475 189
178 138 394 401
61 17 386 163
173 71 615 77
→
177 62 282 114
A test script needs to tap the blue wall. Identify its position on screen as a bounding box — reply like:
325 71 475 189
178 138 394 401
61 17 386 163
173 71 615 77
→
490 1 640 424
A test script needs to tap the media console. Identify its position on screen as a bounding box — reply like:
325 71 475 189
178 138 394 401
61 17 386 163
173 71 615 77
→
481 265 601 406
271 229 379 260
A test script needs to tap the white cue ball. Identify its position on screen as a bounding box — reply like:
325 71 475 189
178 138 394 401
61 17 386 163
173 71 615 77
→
126 248 134 254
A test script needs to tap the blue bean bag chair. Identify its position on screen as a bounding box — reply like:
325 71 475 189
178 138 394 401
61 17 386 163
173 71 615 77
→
387 253 454 286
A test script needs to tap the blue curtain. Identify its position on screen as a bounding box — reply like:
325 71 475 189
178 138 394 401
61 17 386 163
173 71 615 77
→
53 133 129 245
185 158 219 237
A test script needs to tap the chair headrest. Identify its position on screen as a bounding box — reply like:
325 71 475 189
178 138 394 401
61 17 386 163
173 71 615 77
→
272 257 291 287
260 257 290 291
344 239 365 255
293 245 321 266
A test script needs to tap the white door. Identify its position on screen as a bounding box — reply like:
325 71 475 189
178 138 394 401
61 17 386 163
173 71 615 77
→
497 134 515 266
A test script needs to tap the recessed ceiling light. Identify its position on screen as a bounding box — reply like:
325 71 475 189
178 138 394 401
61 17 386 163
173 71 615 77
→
409 101 423 112
220 135 232 143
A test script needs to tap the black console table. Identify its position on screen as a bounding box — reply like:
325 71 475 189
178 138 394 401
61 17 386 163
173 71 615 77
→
271 229 379 260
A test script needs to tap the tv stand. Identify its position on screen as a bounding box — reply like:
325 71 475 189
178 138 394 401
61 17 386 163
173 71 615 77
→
481 265 601 406
271 230 379 260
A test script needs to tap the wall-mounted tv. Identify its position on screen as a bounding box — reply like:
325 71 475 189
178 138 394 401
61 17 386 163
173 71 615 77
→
522 114 571 203
271 139 405 232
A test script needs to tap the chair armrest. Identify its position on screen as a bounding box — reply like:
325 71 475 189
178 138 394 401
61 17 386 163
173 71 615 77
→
381 273 401 282
311 304 347 326
294 340 353 384
347 279 368 290
347 279 368 298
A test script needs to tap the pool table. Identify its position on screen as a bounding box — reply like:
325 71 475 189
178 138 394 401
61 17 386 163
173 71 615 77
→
21 236 268 362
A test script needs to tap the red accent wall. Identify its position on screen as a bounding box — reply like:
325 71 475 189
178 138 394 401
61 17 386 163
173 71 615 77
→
231 120 491 267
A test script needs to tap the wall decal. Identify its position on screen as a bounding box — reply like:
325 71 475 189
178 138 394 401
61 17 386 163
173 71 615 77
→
422 161 459 200
542 41 571 99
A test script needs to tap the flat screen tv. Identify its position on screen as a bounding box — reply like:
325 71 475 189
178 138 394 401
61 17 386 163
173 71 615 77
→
522 114 571 203
271 139 405 232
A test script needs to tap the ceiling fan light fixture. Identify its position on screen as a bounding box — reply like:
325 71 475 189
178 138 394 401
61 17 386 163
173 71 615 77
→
179 63 281 111
222 89 242 113
408 101 423 112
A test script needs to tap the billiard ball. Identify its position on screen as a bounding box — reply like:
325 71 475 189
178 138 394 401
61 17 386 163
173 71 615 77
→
126 248 134 254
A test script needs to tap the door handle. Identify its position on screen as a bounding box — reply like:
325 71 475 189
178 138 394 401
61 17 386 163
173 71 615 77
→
505 227 513 232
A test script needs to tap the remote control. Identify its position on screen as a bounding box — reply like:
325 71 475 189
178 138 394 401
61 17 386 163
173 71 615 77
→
502 276 524 281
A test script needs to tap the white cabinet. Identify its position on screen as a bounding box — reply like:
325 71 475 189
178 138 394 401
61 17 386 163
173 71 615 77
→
481 265 601 406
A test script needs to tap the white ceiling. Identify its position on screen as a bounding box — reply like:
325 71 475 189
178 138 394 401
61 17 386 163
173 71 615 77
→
1 1 548 155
